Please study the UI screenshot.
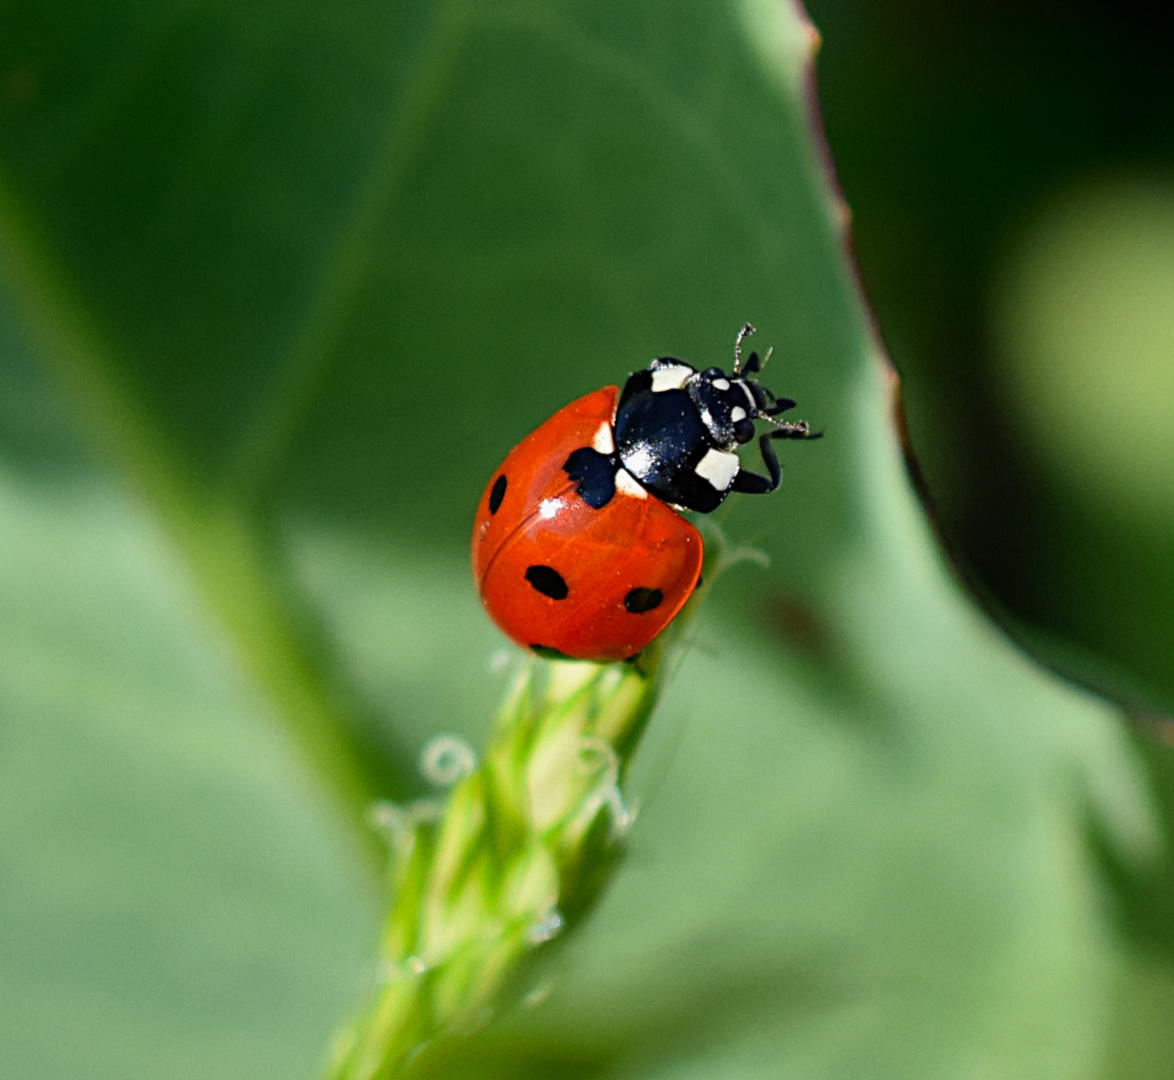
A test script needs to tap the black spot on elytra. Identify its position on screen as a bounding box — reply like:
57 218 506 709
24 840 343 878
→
624 587 663 614
563 446 617 509
531 644 571 660
525 565 568 600
488 474 507 514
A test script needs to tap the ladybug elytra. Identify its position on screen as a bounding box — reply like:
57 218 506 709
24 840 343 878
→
471 325 818 662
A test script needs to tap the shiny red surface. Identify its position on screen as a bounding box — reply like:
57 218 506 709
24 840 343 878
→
472 386 703 661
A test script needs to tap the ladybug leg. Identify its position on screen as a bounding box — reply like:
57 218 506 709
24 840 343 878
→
768 419 820 440
741 345 773 377
732 432 782 495
731 468 775 495
732 425 821 495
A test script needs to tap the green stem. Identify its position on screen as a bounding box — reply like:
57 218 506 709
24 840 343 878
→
168 500 412 871
325 537 731 1080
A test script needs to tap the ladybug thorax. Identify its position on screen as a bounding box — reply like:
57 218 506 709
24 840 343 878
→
608 357 766 514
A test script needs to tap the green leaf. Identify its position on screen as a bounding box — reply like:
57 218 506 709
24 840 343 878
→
0 1 1164 1078
0 466 377 1079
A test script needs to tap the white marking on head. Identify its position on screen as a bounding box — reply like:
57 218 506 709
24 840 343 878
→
538 497 562 519
593 421 614 454
741 382 758 410
615 469 648 498
711 377 730 391
730 405 747 423
650 364 694 393
694 447 740 491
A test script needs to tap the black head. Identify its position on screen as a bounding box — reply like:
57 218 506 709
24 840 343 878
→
688 366 771 449
684 324 795 450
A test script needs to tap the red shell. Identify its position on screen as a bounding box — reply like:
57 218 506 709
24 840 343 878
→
472 386 703 662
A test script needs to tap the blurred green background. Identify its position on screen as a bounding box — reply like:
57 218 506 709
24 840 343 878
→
808 0 1174 715
0 1 1172 1079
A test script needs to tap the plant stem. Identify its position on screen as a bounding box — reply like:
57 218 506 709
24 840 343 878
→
325 533 736 1079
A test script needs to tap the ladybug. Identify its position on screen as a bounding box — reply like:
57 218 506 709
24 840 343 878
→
471 324 818 662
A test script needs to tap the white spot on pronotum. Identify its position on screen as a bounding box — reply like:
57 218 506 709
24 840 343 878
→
615 469 648 498
650 364 693 392
694 447 741 490
537 497 561 519
730 406 747 423
621 444 654 478
592 421 614 454
711 377 730 391
420 734 476 786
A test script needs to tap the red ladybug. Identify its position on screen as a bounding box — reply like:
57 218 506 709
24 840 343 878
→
471 325 818 662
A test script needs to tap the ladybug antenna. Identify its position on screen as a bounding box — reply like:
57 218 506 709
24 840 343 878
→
732 322 756 374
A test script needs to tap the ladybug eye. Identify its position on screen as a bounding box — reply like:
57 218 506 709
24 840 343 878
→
734 418 755 444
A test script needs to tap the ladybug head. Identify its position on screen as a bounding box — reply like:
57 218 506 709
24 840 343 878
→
686 326 797 451
687 368 764 448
